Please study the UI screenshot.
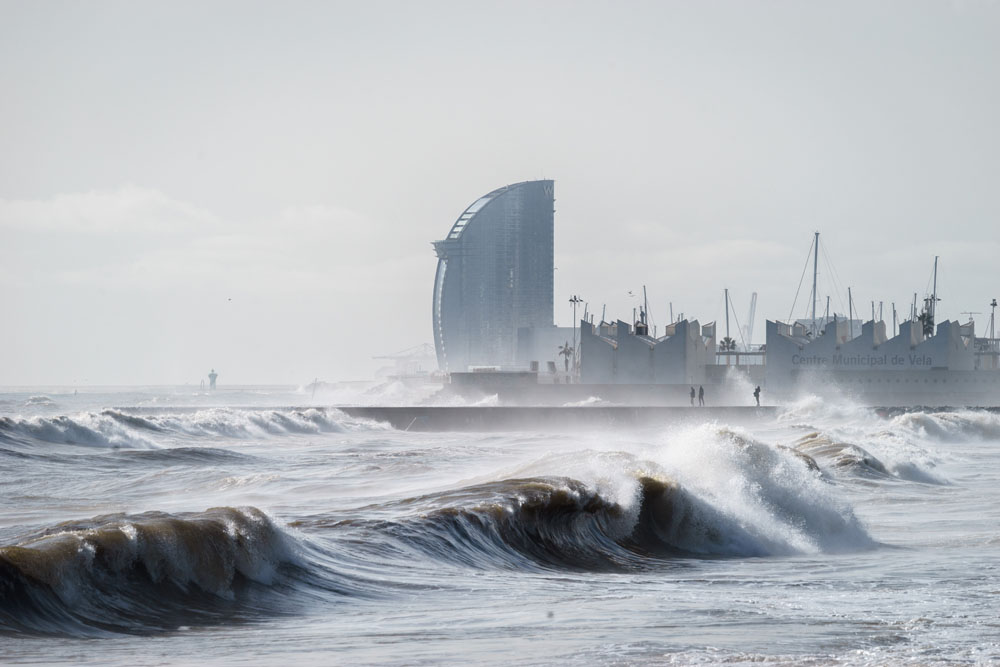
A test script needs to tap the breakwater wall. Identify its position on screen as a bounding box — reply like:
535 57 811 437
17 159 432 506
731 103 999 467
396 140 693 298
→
338 406 778 432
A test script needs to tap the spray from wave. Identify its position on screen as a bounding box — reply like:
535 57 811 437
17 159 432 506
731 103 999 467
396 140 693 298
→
772 396 987 483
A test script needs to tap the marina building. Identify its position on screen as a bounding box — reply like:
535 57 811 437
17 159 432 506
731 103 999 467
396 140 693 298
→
579 319 717 385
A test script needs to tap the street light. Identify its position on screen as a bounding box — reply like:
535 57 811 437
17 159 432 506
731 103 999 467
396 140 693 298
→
569 295 583 377
991 298 998 350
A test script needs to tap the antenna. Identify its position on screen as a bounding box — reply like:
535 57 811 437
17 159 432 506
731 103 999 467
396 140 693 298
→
892 302 897 337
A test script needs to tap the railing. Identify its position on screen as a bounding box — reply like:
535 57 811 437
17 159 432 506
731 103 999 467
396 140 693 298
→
715 350 767 366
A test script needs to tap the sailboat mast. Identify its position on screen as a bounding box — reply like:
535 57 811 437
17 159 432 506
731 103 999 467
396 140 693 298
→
643 285 649 325
811 232 819 334
848 287 854 339
931 256 939 321
725 288 730 341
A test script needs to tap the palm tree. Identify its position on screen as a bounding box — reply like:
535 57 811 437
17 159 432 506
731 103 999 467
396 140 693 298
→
557 341 574 372
719 337 737 352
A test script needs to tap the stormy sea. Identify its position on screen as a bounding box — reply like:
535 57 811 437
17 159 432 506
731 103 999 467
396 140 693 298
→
2 386 999 665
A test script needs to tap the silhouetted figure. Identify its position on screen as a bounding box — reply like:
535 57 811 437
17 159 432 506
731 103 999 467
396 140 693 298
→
690 386 696 406
698 385 705 406
208 369 218 390
753 385 761 406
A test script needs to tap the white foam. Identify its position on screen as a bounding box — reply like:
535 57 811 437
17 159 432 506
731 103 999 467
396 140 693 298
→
647 423 874 555
493 428 873 557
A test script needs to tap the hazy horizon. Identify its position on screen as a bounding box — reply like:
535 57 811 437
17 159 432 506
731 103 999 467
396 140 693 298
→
3 1 999 385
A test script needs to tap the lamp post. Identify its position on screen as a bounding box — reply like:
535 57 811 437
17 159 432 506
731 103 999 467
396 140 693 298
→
991 299 998 341
569 295 583 377
991 299 998 365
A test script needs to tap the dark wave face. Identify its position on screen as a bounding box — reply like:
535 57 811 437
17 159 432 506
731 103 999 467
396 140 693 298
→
0 507 298 635
378 477 673 572
311 469 870 575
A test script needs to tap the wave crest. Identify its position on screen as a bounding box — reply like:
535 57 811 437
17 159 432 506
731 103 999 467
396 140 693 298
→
889 410 1000 442
0 507 296 634
0 407 387 451
346 463 874 573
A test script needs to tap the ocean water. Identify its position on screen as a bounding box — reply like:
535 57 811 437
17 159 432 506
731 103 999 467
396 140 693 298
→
1 386 999 665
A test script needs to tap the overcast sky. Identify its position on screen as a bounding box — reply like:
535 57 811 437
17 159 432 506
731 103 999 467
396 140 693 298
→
2 0 999 386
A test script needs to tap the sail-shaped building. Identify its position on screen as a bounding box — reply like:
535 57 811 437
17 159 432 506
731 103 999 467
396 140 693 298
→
432 180 554 372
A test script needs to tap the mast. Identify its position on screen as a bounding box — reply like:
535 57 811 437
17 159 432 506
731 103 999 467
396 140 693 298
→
745 292 758 349
725 288 731 341
931 256 939 322
811 231 819 335
848 287 854 340
643 285 649 325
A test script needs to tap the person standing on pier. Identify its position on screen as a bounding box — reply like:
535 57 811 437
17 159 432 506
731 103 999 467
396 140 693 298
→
753 385 761 407
698 386 705 406
690 386 695 406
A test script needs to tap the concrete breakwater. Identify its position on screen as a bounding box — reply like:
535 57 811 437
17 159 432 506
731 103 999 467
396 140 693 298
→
337 405 778 432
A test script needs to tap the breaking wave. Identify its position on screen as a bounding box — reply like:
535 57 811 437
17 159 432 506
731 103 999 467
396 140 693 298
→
0 413 160 449
321 462 875 574
793 432 892 478
0 507 298 635
388 476 777 569
888 409 1000 442
0 408 388 450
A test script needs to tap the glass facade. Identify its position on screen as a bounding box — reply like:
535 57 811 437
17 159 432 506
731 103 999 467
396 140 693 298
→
432 180 555 371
